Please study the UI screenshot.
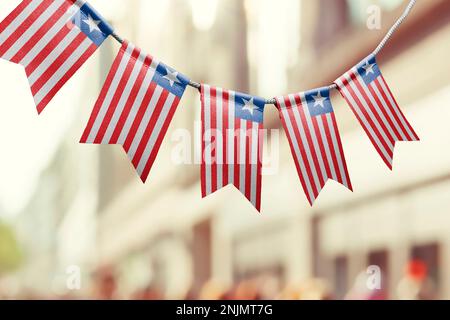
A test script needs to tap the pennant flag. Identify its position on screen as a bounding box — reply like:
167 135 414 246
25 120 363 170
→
81 41 189 182
276 88 352 205
201 85 265 211
0 0 113 113
335 54 419 169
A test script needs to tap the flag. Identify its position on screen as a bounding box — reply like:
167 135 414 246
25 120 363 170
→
0 0 113 113
335 54 419 169
276 88 352 205
201 85 265 211
80 41 189 182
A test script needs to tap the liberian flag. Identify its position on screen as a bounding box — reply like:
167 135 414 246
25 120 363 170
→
0 0 113 113
335 54 419 169
81 41 189 182
201 85 265 211
276 88 352 205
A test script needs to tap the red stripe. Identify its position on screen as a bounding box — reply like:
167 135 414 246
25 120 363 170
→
131 90 169 168
351 73 396 145
24 24 71 75
10 1 71 64
291 96 321 199
255 123 263 212
0 0 50 56
0 0 33 34
375 76 419 141
234 117 241 192
36 42 97 113
93 46 141 143
285 96 319 203
140 96 181 182
330 112 353 191
109 55 153 144
30 32 86 95
244 121 252 203
276 98 310 204
372 78 408 140
310 114 333 182
210 87 218 193
81 42 127 143
365 80 403 141
296 95 326 195
200 85 207 197
321 114 344 184
122 82 159 152
339 74 393 168
222 90 229 186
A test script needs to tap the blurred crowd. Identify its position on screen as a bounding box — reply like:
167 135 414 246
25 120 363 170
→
0 259 436 300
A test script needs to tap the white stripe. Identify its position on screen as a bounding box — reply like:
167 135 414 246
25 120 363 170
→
127 85 164 160
86 43 134 142
136 94 177 176
203 85 212 195
227 91 235 182
288 95 322 194
33 36 92 107
0 0 42 46
354 74 400 142
2 0 65 61
336 76 393 164
301 93 329 184
216 88 223 189
377 78 417 141
102 50 147 143
27 26 80 86
20 3 81 67
239 119 246 195
279 97 315 202
117 60 158 144
344 72 394 150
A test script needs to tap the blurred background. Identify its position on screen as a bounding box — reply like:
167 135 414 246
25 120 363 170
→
0 0 450 300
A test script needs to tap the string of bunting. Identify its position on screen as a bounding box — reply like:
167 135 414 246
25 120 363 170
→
0 0 420 212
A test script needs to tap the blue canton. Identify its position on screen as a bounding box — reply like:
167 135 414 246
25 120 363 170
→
235 92 265 124
152 62 190 98
305 87 334 117
356 54 382 86
72 3 114 47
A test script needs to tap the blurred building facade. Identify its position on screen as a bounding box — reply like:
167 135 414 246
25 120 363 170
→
2 0 450 300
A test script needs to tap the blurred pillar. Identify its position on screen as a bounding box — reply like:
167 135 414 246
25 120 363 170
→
285 215 312 284
389 245 409 299
232 0 249 93
442 239 450 299
191 219 212 296
211 220 233 290
347 252 366 292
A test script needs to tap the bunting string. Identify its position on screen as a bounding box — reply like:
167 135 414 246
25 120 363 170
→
0 0 421 212
109 0 417 104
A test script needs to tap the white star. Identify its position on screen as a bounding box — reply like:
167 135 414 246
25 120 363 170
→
313 92 327 109
363 62 376 75
163 68 181 87
83 14 101 33
242 98 257 115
